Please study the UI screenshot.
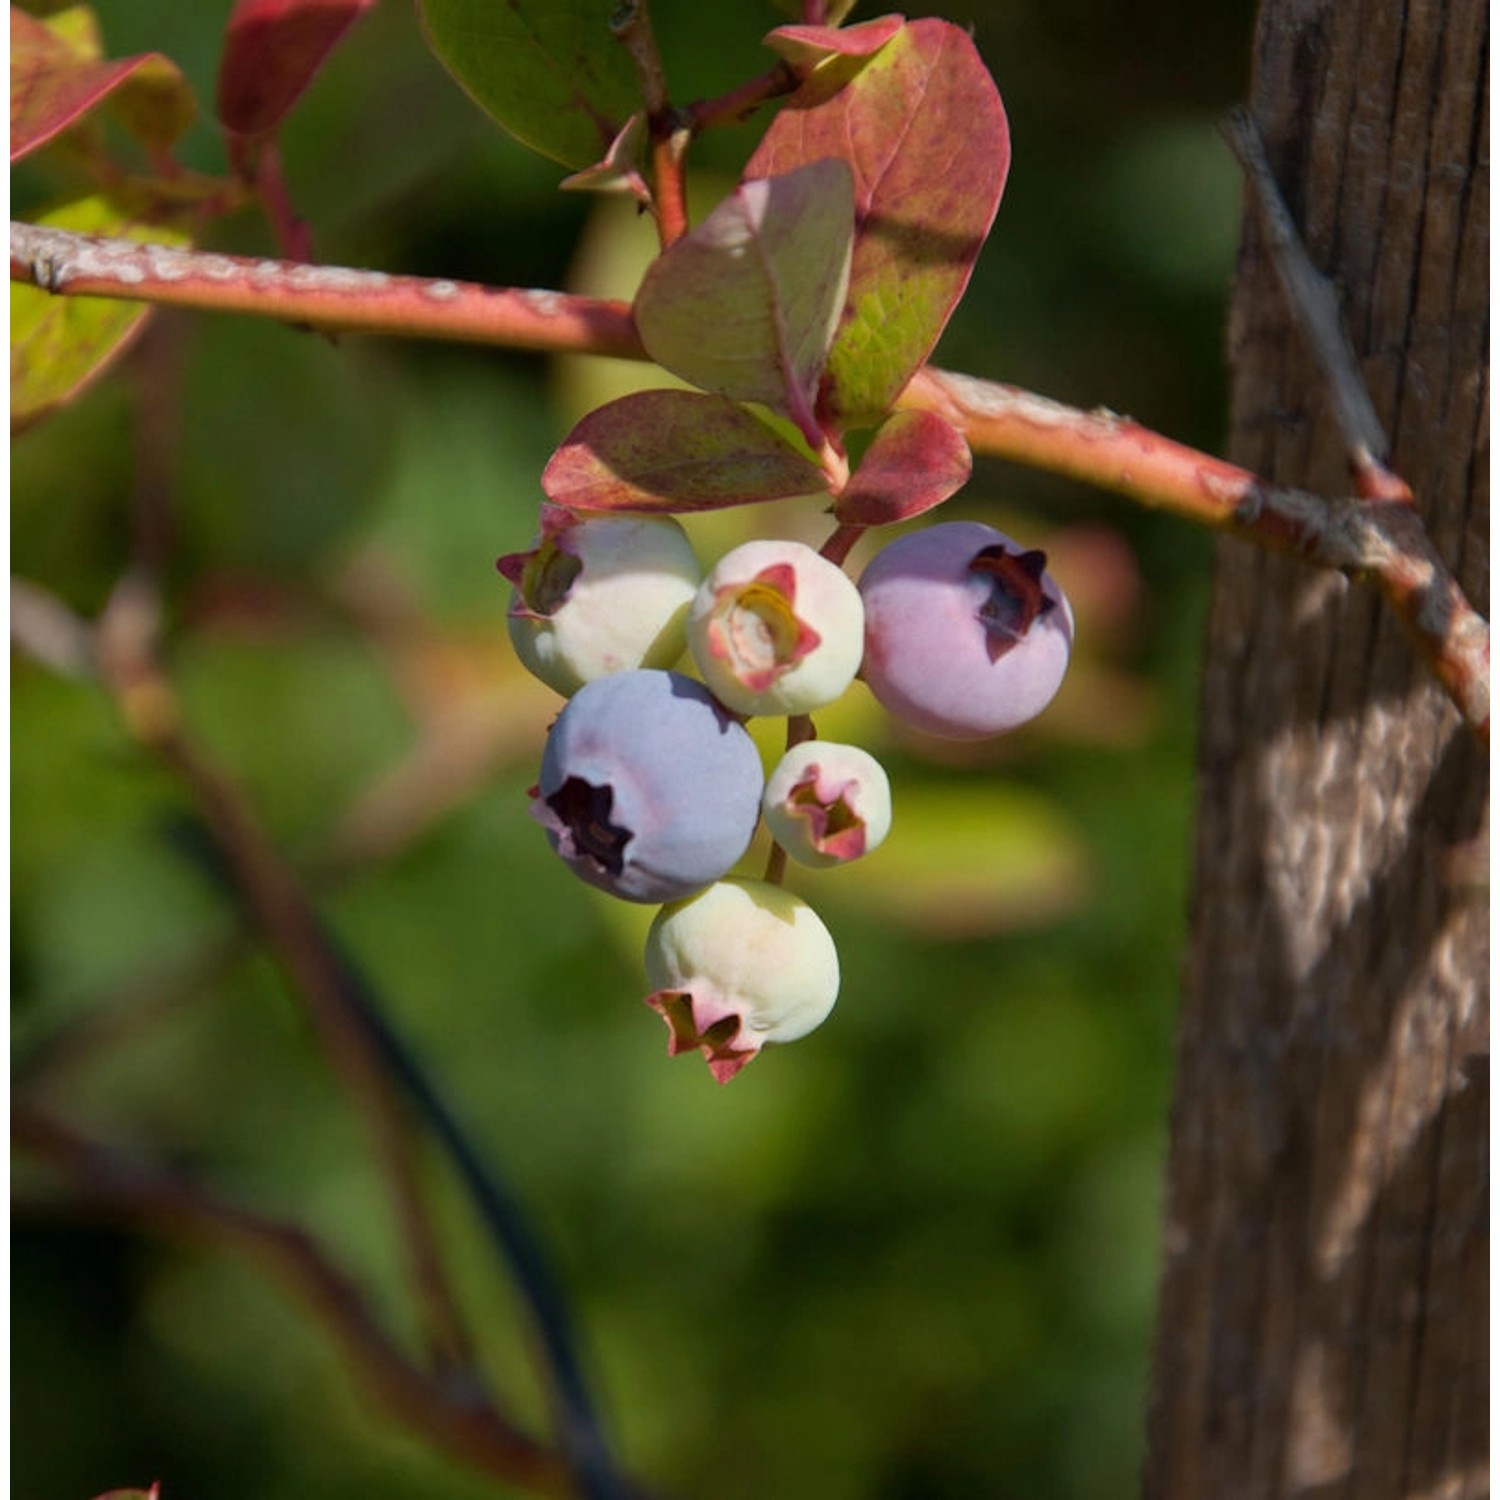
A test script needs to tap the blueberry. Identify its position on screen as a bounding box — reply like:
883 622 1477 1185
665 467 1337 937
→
644 878 840 1082
530 669 763 902
499 508 701 697
688 539 865 716
763 740 892 868
859 521 1073 738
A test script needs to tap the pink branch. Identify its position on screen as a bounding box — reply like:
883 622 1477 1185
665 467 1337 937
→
10 220 642 358
11 222 1487 739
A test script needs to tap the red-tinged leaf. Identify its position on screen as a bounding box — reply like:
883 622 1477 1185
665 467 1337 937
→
745 18 1009 430
90 1488 160 1500
217 0 375 136
764 15 904 79
633 160 854 446
11 8 195 163
416 0 639 170
834 409 970 525
11 192 193 432
542 390 831 514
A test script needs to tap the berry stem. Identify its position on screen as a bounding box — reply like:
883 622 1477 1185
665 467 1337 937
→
763 714 816 885
819 523 864 568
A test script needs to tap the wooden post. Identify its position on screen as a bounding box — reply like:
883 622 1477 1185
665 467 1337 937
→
1144 2 1489 1497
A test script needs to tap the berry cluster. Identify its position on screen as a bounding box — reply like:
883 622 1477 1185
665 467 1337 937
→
499 510 1072 1081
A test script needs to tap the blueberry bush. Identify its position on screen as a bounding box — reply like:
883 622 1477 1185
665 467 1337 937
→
11 2 1486 1497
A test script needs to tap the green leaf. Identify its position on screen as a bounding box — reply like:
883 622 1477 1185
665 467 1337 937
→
745 18 1009 430
11 6 196 162
416 0 639 169
833 408 970 526
11 193 192 432
633 160 854 445
541 390 831 513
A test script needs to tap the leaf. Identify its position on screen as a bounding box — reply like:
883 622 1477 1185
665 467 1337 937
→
745 18 1009 430
763 14 903 79
11 7 196 162
542 390 831 514
833 409 970 525
216 0 375 137
416 0 640 170
633 160 854 445
11 193 192 432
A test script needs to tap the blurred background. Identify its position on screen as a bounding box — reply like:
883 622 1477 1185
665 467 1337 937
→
12 1 1255 1495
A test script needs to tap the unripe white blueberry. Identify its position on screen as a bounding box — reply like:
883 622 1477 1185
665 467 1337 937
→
859 521 1074 739
688 539 864 716
644 877 840 1082
763 740 892 868
498 507 701 697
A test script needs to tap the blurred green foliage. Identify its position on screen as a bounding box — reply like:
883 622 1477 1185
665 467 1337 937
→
12 1 1253 1496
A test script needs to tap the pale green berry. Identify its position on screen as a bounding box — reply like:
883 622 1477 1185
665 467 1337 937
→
644 878 839 1082
499 508 700 697
763 740 891 868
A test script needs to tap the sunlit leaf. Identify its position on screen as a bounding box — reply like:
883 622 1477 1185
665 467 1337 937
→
745 18 1009 430
11 6 195 162
542 390 830 513
416 0 639 169
834 408 970 525
216 0 375 136
11 193 192 432
634 160 854 442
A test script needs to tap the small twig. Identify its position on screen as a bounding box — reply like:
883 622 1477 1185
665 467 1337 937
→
92 570 479 1382
229 134 315 264
12 1102 578 1498
610 0 689 247
1222 107 1391 477
683 65 798 133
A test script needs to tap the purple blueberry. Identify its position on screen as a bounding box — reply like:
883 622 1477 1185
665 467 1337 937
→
530 669 763 902
858 521 1073 739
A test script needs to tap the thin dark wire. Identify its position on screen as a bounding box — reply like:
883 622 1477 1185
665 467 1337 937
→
327 935 627 1500
169 821 627 1500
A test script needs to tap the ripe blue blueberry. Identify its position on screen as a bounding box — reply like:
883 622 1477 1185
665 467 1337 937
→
644 878 840 1082
858 521 1073 739
531 669 763 903
498 506 701 697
